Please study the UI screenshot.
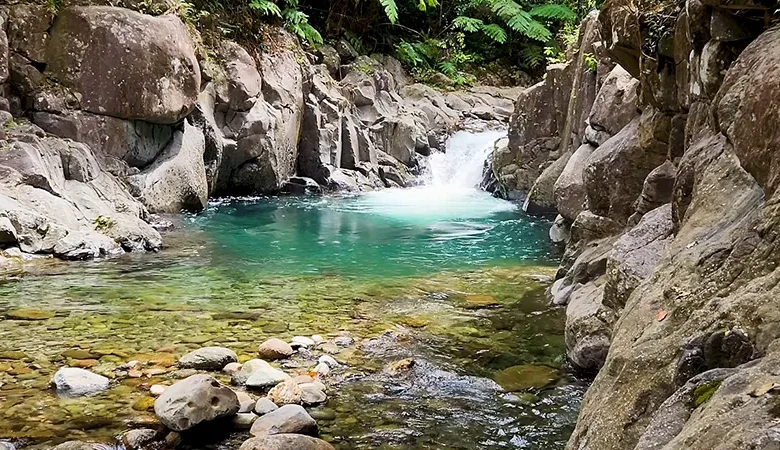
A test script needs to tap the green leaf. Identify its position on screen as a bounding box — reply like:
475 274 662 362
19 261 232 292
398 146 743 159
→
437 60 457 78
453 16 484 32
529 4 577 21
248 0 281 17
481 23 507 43
380 0 399 23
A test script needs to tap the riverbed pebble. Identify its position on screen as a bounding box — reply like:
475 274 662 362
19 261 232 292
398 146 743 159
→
249 404 317 436
312 362 330 377
245 362 291 389
299 383 327 405
311 335 325 344
268 380 302 405
51 367 110 397
318 355 339 367
291 336 315 349
223 362 243 374
122 428 159 450
233 412 259 429
254 397 279 416
236 390 256 412
179 346 238 370
258 339 294 360
150 384 167 396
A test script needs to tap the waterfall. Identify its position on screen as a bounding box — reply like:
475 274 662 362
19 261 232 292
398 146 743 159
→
427 129 507 188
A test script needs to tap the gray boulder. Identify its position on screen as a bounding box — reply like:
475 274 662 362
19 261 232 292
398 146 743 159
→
588 65 639 135
154 374 239 431
257 338 294 361
126 121 208 213
218 41 263 112
7 4 53 64
249 404 317 437
46 6 200 124
565 280 616 372
0 217 18 245
122 429 160 450
51 367 110 397
178 347 238 370
554 144 595 222
232 359 290 387
254 398 279 416
240 434 335 450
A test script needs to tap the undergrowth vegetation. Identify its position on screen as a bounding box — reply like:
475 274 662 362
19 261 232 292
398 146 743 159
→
44 0 602 86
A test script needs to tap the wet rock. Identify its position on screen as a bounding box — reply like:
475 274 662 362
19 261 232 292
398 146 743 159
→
50 441 96 450
122 428 160 450
299 383 327 405
245 362 291 390
565 281 615 372
318 355 339 367
6 308 54 320
249 404 317 436
554 144 595 222
233 359 287 386
254 398 279 416
236 390 256 413
233 412 259 430
267 380 302 405
258 339 294 360
178 346 238 370
240 434 335 450
164 432 181 448
311 335 325 344
290 336 315 349
494 364 559 391
312 362 330 377
223 362 243 374
549 215 570 244
153 374 239 431
51 368 110 397
309 408 337 421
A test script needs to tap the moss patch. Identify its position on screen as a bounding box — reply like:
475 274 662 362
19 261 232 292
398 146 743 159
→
692 380 722 408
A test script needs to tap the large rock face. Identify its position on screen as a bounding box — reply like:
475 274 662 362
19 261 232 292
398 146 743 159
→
46 7 200 124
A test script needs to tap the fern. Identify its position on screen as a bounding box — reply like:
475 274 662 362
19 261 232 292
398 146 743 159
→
520 45 545 68
283 8 322 45
481 23 507 43
453 16 484 32
380 0 399 23
248 0 281 17
417 0 439 11
529 4 577 21
489 0 553 42
438 60 457 78
396 41 426 67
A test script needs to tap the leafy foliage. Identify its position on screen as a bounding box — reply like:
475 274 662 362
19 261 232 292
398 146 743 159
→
380 0 400 23
248 0 282 17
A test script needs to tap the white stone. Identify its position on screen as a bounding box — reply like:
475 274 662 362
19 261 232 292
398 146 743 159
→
51 367 110 397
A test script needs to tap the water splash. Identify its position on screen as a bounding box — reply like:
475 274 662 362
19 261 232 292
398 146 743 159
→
353 129 513 223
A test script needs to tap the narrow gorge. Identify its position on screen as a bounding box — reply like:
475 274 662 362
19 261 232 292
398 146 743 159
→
0 0 779 449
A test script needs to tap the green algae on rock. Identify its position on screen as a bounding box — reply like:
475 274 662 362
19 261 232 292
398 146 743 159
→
494 364 561 392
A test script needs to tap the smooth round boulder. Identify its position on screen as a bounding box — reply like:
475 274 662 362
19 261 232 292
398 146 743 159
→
254 398 279 416
249 404 317 437
239 434 335 450
51 367 109 397
257 339 294 360
267 380 302 405
153 374 239 431
290 336 315 349
122 428 160 450
236 390 256 413
233 359 290 386
179 346 238 370
299 383 327 405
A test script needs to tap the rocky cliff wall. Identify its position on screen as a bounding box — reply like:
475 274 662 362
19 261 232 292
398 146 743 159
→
494 0 780 448
0 2 518 263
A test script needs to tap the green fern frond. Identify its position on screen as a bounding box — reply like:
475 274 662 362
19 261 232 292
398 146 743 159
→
380 0 399 23
248 0 281 17
283 8 307 24
520 45 545 67
481 23 508 43
529 4 577 21
453 16 484 32
437 60 457 78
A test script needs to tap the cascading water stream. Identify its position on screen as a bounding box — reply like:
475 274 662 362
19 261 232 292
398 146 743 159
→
350 129 515 223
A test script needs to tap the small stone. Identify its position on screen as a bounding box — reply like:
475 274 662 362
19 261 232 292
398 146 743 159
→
312 362 330 377
311 335 325 344
123 429 159 450
290 336 315 349
118 360 139 370
249 404 317 436
463 294 500 309
309 408 337 421
318 343 340 354
299 383 327 405
333 336 354 347
132 396 157 412
236 390 256 413
318 355 339 367
240 435 334 450
233 412 258 429
164 432 182 448
244 361 291 390
62 350 97 360
386 358 415 375
51 367 110 397
258 339 294 360
254 397 279 416
128 369 143 378
223 362 242 374
494 364 560 392
179 346 238 370
0 351 28 360
290 375 314 385
150 384 166 396
267 380 302 405
73 359 98 368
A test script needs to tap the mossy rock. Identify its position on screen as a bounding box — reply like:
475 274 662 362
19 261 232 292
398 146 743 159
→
132 396 157 411
62 350 98 359
494 364 560 392
692 380 722 408
0 351 28 360
462 294 500 309
6 308 55 320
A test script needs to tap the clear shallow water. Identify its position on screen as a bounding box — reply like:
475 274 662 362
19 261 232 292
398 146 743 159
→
0 130 582 450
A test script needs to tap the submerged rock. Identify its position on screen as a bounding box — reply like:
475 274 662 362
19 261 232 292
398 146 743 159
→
494 364 560 392
122 428 160 450
154 374 239 431
249 404 317 436
178 346 238 370
51 367 110 397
